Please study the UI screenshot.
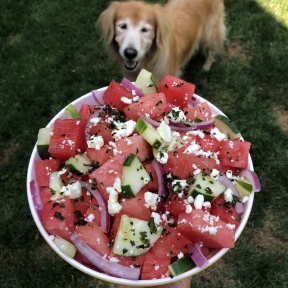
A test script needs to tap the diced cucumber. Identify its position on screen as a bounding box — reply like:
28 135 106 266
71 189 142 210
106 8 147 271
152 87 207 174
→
121 154 150 198
113 215 163 256
188 172 226 202
37 127 53 159
65 104 81 119
168 254 196 276
136 118 162 149
49 171 64 200
213 115 241 140
65 153 91 176
134 69 159 94
235 178 253 198
53 235 77 258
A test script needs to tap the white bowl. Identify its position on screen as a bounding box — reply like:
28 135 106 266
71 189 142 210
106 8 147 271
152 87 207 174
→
27 86 254 286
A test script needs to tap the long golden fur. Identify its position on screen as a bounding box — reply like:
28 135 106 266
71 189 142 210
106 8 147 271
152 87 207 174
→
98 0 226 81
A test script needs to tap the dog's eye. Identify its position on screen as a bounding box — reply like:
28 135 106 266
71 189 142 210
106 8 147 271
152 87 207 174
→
141 27 150 33
119 23 127 30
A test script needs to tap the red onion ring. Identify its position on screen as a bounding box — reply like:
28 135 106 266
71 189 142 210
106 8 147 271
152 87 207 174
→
70 232 141 280
189 243 209 268
30 180 43 216
151 160 166 212
138 114 214 132
239 169 261 192
187 98 197 108
84 108 104 140
217 174 245 214
179 119 215 131
120 77 144 97
80 181 110 233
92 90 105 106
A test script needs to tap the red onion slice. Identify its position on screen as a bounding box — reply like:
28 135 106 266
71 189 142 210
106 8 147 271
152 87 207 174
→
138 114 161 127
70 232 141 280
138 114 214 132
92 90 105 106
189 243 209 268
187 98 197 108
30 180 43 216
217 174 245 215
239 169 261 192
80 181 110 233
120 77 144 97
179 119 215 131
151 160 166 212
85 108 104 140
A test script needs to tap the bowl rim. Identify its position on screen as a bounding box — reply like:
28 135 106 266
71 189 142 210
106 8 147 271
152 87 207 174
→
27 86 254 286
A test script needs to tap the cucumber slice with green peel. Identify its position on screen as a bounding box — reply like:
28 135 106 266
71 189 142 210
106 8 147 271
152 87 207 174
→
49 171 64 200
65 153 92 176
213 115 241 140
121 154 151 198
188 172 226 202
134 69 159 94
65 104 81 119
136 118 162 149
235 178 253 198
53 235 77 258
112 215 163 256
37 127 53 159
168 254 196 276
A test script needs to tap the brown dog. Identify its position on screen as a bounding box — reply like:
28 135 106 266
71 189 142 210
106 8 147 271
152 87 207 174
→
98 0 226 80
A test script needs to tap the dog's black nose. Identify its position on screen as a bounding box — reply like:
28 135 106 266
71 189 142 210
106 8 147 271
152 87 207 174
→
124 48 138 60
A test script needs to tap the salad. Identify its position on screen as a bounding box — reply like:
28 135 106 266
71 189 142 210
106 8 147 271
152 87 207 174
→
28 69 261 281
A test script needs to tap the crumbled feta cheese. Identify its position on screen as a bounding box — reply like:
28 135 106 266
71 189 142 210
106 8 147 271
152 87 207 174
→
210 127 227 141
242 196 249 203
63 181 82 199
208 226 218 235
86 213 95 222
224 188 233 202
109 257 120 263
107 189 122 215
87 134 104 150
151 212 161 225
167 107 186 123
156 151 168 164
193 168 201 175
185 204 193 214
210 169 220 180
194 194 204 209
113 177 122 192
90 117 101 125
121 96 132 104
144 192 159 210
57 168 67 176
171 179 189 191
202 201 211 209
111 120 136 140
226 223 236 230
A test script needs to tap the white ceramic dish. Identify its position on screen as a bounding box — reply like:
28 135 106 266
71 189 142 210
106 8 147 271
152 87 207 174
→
27 86 254 286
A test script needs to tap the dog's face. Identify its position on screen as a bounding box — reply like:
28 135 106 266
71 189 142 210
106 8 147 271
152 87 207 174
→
98 1 169 75
114 17 155 72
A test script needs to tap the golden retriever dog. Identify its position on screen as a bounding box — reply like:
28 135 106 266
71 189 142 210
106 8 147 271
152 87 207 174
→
98 0 226 81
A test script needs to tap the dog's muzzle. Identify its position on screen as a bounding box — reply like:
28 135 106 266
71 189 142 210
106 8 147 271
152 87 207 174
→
123 48 139 71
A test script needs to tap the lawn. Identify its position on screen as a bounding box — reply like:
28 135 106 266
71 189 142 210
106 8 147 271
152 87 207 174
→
0 0 287 287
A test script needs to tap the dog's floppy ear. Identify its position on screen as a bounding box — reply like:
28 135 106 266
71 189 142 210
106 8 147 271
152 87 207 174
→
98 2 120 44
154 6 170 48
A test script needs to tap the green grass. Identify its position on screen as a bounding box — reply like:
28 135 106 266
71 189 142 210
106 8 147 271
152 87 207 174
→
1 0 288 287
